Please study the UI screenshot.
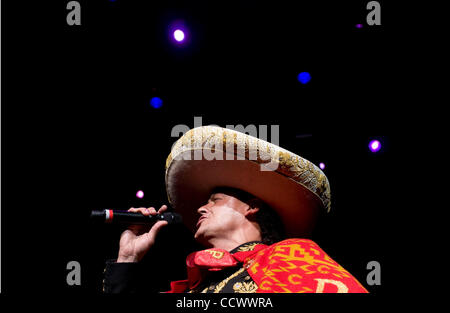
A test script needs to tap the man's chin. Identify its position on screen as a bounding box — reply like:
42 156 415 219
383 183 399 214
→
194 228 202 240
194 229 210 246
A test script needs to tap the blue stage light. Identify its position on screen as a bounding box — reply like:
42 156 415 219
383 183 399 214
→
150 97 163 109
297 72 311 84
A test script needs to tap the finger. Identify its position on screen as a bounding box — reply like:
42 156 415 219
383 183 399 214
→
131 207 152 216
146 220 168 240
128 207 148 214
147 207 157 215
157 204 168 214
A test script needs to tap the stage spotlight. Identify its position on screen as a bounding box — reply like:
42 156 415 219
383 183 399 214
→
150 97 163 109
297 72 311 84
168 21 189 46
136 190 144 199
173 29 185 42
369 140 381 153
319 163 326 170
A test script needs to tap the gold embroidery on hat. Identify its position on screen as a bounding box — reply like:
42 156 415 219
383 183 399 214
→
166 126 332 213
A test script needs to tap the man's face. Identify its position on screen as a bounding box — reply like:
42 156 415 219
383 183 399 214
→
194 192 250 245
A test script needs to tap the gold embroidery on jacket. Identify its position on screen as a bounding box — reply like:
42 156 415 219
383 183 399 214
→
236 243 259 252
233 281 258 293
205 250 225 259
212 267 246 293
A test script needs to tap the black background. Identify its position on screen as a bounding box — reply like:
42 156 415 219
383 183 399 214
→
2 0 411 304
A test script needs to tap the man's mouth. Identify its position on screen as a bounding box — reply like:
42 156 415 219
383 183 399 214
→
196 216 207 228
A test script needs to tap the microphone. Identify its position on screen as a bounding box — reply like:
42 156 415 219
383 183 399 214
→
90 209 182 225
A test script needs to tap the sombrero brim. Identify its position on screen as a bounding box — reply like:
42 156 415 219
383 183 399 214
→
165 126 330 237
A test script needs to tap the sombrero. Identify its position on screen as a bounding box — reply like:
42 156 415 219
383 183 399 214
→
165 126 330 237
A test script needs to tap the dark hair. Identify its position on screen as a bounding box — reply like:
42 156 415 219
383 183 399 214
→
211 187 286 245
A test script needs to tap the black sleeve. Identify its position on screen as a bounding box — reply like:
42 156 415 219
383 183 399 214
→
102 259 145 293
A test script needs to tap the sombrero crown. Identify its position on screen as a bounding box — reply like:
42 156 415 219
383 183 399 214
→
165 126 330 237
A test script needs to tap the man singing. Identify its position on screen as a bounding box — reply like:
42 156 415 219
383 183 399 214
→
103 126 368 293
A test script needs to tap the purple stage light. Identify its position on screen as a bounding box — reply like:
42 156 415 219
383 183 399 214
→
136 190 144 199
356 24 363 28
369 140 381 153
169 21 189 46
319 163 325 170
173 29 185 42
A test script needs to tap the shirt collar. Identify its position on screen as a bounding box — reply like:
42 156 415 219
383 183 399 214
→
229 241 264 254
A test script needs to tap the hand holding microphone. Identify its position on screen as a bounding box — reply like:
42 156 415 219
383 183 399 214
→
117 205 170 263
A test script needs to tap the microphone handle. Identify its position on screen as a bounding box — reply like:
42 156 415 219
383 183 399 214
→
90 209 181 225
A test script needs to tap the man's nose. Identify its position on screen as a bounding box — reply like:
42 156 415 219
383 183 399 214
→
197 205 209 215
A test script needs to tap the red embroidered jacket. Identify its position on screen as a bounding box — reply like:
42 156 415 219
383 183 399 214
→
168 238 368 293
245 238 367 293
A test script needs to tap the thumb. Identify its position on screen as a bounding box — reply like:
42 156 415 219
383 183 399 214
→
146 220 168 241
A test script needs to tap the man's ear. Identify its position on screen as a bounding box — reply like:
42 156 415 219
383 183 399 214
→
244 198 260 218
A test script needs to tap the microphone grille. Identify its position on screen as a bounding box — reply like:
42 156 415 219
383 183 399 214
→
165 212 183 224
